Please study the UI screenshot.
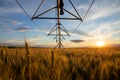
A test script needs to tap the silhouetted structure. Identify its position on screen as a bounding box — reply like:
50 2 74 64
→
16 0 95 48
32 0 83 48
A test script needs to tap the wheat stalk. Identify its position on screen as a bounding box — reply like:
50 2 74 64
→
25 40 31 80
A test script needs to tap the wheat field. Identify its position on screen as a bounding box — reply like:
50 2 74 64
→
0 45 120 80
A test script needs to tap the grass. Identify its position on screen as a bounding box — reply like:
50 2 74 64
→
0 46 120 80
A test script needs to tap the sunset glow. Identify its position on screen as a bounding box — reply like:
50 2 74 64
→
96 41 105 47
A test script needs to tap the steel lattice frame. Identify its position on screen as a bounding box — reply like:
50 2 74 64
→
32 0 83 48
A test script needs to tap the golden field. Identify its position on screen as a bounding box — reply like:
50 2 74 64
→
0 46 120 80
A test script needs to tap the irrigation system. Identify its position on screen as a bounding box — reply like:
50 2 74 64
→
15 0 95 48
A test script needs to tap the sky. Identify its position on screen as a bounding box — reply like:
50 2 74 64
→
0 0 120 48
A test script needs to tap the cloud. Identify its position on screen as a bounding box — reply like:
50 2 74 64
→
0 0 40 18
0 24 8 29
14 26 32 32
0 36 41 47
12 20 24 25
0 6 23 15
70 40 84 43
0 19 28 32
0 21 12 31
68 19 120 41
0 19 25 30
87 0 120 20
0 20 11 29
89 20 120 40
0 0 14 7
19 37 42 47
75 0 120 21
0 18 38 32
67 0 120 40
112 30 120 34
77 4 88 10
73 30 92 37
0 19 44 33
89 27 111 40
27 37 40 42
0 39 24 46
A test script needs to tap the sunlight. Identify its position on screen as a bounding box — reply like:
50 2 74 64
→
96 41 105 47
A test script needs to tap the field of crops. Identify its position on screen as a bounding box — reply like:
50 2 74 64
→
0 45 120 80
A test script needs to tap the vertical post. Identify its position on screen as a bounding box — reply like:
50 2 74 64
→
57 0 62 48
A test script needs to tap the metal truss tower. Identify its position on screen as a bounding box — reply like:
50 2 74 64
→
32 0 83 48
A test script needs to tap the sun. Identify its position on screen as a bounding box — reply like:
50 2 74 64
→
96 41 105 47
